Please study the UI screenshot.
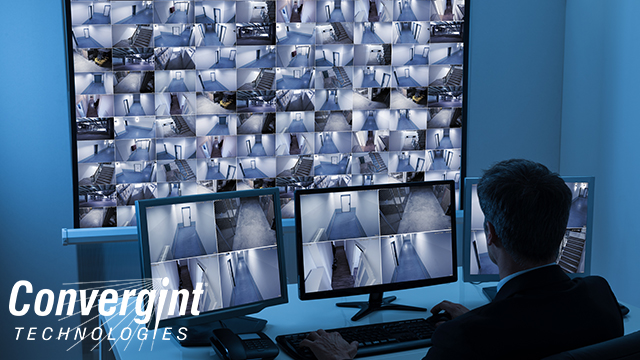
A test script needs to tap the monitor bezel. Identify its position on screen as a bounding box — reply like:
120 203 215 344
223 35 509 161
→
462 176 595 283
295 180 458 301
136 187 288 329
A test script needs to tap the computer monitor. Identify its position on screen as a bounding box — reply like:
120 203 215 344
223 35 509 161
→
295 180 457 321
136 187 288 346
462 176 595 288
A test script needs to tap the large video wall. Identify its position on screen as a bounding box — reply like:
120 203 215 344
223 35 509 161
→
67 0 466 228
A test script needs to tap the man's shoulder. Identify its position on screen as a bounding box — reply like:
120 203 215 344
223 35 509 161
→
575 274 611 286
426 272 623 359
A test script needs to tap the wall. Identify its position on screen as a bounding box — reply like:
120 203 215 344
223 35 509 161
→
155 94 172 115
155 70 197 92
141 93 156 115
379 236 396 283
201 69 237 91
277 157 298 173
336 90 352 109
339 0 354 22
397 65 429 86
203 1 235 23
299 193 337 242
193 201 216 254
238 157 277 178
277 111 315 133
75 24 113 47
196 255 223 310
353 238 383 282
0 1 82 358
96 95 114 116
352 190 380 237
236 135 275 157
115 139 134 160
303 241 333 291
112 1 142 23
466 0 565 175
561 0 640 307
392 45 428 66
406 109 426 129
110 24 134 46
414 232 453 278
146 205 177 261
237 47 261 68
245 247 281 300
219 253 237 307
151 261 181 319
299 0 315 22
238 69 260 87
469 185 483 230
431 43 463 64
195 47 229 68
428 65 449 84
154 2 171 23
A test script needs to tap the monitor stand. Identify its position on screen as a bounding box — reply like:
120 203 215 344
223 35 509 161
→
336 292 426 321
170 316 267 347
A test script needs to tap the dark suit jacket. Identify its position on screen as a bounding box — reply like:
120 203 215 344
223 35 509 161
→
424 265 624 360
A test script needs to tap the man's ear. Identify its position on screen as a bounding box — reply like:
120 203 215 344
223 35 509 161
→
485 221 501 247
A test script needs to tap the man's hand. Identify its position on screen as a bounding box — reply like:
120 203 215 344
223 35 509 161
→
431 300 470 319
299 329 358 360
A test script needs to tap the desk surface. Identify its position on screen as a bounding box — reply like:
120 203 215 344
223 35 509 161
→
101 271 640 360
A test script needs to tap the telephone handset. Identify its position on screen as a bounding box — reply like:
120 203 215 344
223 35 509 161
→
210 328 279 360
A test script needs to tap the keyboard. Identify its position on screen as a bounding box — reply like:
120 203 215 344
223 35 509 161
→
276 318 436 359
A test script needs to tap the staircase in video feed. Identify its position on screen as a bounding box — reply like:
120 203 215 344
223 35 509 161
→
173 115 195 136
94 164 115 185
256 69 275 90
176 160 196 180
333 67 352 87
382 44 391 64
370 152 387 172
293 156 314 176
133 26 153 47
444 66 463 86
558 230 586 273
331 22 351 42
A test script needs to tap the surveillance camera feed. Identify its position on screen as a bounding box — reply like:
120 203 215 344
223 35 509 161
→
68 0 466 227
468 181 591 276
299 182 454 294
143 193 282 321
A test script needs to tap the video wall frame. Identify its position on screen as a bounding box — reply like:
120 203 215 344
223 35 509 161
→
64 0 469 228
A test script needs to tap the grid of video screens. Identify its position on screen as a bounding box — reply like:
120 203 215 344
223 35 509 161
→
142 194 282 321
68 0 465 227
298 183 454 294
467 181 591 276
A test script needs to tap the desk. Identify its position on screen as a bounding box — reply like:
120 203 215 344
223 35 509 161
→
100 271 640 360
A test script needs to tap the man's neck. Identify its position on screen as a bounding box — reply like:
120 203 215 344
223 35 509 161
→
497 257 554 280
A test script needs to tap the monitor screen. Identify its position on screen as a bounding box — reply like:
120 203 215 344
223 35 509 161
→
462 176 594 282
136 187 287 333
295 180 457 305
65 0 469 229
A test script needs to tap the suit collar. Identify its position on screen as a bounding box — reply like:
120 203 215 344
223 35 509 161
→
494 264 570 301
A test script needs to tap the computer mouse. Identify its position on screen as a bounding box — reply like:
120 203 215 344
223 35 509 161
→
426 311 452 325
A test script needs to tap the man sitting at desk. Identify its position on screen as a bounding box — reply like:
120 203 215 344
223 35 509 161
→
301 159 624 359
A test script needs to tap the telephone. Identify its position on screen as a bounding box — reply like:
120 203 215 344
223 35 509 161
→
210 328 279 360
